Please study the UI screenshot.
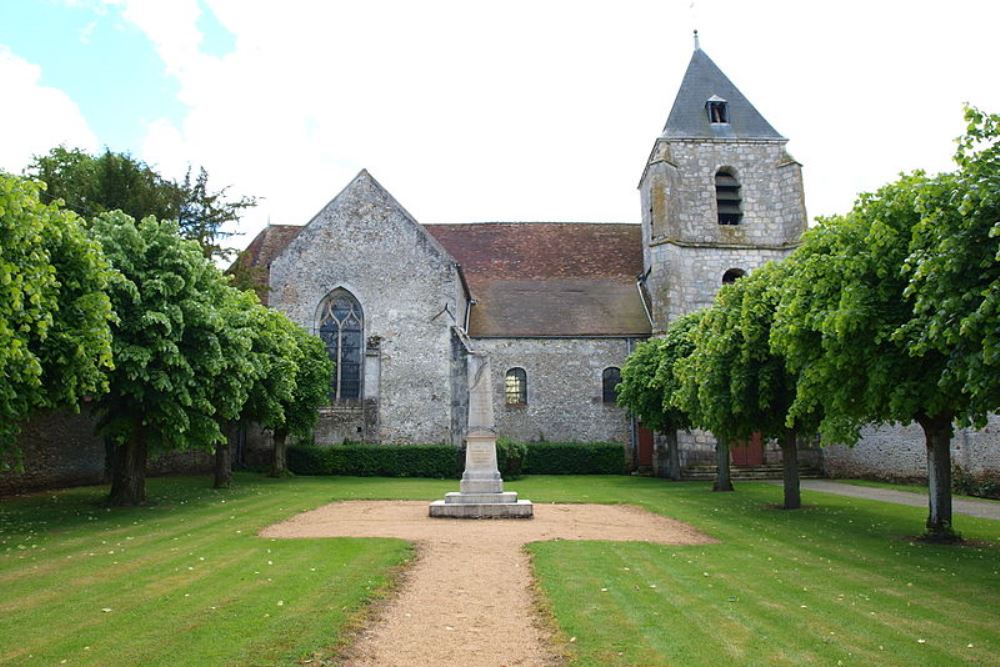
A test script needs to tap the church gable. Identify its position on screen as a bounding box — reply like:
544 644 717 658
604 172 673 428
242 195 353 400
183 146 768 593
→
276 169 458 282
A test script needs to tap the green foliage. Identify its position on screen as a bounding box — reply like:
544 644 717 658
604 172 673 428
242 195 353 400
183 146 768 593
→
617 312 701 433
902 106 1000 421
89 211 237 453
238 305 301 431
28 147 185 224
26 147 255 261
521 441 625 475
676 263 811 442
0 174 114 450
288 444 460 478
495 437 528 479
177 166 256 261
287 440 624 477
282 326 334 439
771 173 959 444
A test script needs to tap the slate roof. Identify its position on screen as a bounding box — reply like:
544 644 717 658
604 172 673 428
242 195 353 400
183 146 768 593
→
236 222 651 337
424 223 650 337
663 48 783 140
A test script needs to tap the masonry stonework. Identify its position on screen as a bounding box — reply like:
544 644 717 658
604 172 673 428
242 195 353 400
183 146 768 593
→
821 416 1000 481
268 172 467 445
473 337 635 443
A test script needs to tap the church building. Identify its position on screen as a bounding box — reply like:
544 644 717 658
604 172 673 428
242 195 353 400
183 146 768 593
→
239 44 807 470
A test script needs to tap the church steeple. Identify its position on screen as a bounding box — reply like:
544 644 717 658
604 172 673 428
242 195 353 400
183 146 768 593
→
662 48 783 140
639 44 807 331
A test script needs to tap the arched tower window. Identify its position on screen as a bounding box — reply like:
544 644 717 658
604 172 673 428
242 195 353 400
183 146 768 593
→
602 367 621 404
318 289 364 400
722 268 746 284
505 368 527 405
715 169 743 225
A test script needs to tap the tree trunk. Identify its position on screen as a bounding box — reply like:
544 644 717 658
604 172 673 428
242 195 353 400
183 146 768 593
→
918 412 958 542
109 429 147 506
780 428 801 509
270 429 289 478
666 429 681 482
713 436 734 492
214 422 235 489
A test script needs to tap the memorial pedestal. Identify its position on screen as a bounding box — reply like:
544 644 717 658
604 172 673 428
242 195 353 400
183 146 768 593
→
429 434 533 519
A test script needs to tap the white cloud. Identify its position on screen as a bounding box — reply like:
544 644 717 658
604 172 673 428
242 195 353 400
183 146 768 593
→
103 0 1000 249
0 47 98 174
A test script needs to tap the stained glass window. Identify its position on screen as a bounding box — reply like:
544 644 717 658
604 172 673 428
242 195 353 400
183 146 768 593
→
318 289 363 400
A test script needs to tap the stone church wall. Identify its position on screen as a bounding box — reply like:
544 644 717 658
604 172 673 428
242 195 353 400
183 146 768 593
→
648 243 791 325
472 337 634 444
268 173 463 445
640 138 804 330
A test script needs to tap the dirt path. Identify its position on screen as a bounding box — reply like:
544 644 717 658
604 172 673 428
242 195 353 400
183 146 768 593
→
261 501 713 666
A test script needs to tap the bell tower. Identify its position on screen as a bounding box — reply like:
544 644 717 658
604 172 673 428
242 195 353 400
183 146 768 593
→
639 38 807 331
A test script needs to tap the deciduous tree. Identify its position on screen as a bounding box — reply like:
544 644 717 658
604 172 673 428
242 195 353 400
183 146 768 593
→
618 313 701 480
90 211 237 505
27 148 255 262
0 174 115 460
270 327 334 477
677 263 815 507
772 173 967 539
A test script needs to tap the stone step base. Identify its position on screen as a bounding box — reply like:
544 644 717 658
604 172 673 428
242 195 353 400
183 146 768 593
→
681 466 823 481
444 491 519 504
429 499 534 519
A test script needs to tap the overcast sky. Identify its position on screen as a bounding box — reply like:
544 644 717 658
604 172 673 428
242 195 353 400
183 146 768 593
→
2 0 998 250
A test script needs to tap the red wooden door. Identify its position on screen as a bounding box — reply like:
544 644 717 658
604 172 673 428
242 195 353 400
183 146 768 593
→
731 431 763 465
637 426 654 467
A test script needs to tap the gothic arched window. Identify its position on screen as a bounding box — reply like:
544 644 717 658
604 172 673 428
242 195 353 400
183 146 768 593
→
318 289 364 400
716 168 743 225
602 367 621 404
505 368 527 406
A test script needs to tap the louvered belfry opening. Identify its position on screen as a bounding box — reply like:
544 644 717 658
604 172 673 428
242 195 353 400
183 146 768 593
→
715 169 743 225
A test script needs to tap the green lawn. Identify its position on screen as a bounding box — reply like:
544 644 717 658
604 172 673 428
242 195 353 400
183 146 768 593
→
1 474 998 666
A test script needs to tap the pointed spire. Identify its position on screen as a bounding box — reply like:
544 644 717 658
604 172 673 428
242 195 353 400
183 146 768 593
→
693 29 700 51
662 48 783 140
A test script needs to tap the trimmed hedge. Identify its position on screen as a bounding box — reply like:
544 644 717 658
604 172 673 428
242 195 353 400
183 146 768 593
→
288 440 625 478
522 441 625 475
288 443 460 478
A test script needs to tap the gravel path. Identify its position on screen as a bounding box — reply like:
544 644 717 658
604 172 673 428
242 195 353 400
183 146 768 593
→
783 480 1000 520
261 501 714 666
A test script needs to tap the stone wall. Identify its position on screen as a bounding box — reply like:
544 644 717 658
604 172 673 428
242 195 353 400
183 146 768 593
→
640 138 805 330
472 337 636 444
648 243 791 325
822 416 1000 480
269 171 465 445
312 400 379 445
1 409 106 495
1 410 214 496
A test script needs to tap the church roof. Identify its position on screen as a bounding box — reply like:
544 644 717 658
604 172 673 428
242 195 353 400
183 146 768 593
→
237 222 651 337
425 223 651 337
230 223 303 303
663 48 783 140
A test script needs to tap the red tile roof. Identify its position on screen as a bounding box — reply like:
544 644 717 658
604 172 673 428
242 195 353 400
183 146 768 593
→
425 223 650 337
236 222 651 336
